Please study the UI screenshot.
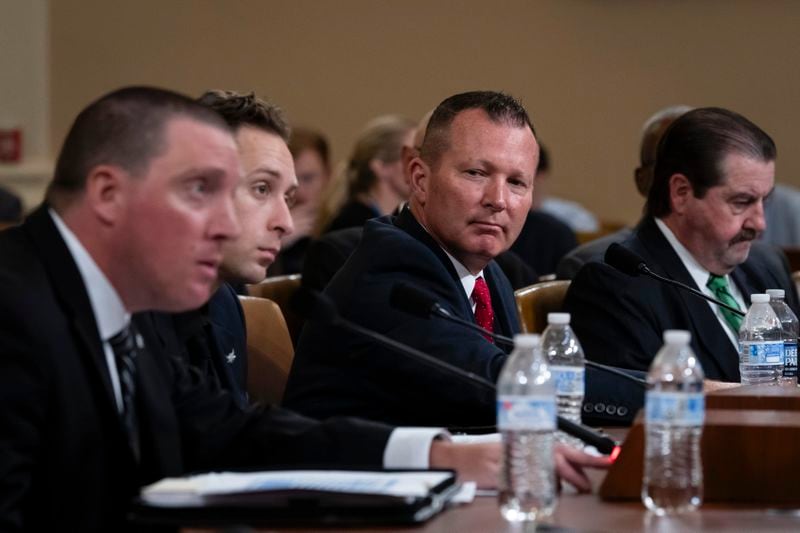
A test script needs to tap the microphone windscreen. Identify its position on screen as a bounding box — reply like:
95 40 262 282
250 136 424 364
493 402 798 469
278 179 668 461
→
604 243 646 277
290 287 339 325
389 283 437 318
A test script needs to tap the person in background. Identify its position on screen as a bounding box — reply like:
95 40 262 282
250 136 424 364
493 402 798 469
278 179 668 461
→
512 147 578 276
763 182 800 247
533 144 600 233
316 115 416 234
556 105 692 279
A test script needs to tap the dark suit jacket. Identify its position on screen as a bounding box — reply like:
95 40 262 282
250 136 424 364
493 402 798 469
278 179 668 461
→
159 283 250 409
556 228 633 280
564 216 800 381
302 226 538 294
512 210 578 276
324 200 381 234
284 208 644 428
0 206 393 531
285 208 517 428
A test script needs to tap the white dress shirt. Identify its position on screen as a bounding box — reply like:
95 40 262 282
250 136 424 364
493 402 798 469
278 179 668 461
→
443 249 485 312
51 209 128 413
655 218 746 348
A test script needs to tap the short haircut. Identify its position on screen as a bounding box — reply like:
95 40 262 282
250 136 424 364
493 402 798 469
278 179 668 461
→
420 91 535 166
197 90 290 142
289 127 330 169
646 107 776 218
47 86 231 208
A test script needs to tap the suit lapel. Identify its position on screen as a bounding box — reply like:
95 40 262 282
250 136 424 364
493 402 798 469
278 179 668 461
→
394 208 474 317
635 217 739 379
395 208 519 349
24 206 122 412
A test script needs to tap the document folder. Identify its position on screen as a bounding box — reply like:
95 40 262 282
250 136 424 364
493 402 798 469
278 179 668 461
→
130 469 459 527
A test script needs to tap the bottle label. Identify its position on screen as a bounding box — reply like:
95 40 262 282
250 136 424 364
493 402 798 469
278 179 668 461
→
550 366 585 397
739 340 784 365
783 342 798 377
497 395 556 431
645 391 704 426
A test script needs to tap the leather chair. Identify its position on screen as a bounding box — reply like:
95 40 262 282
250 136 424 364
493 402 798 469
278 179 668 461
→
514 280 571 333
238 295 294 406
247 274 303 346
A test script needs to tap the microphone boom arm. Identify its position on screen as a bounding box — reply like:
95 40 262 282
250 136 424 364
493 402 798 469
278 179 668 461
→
640 265 746 317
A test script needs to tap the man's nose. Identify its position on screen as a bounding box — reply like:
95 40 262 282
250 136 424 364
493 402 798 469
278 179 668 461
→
483 177 508 211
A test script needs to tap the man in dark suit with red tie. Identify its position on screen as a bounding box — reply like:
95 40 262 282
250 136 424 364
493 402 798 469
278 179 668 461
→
285 91 644 429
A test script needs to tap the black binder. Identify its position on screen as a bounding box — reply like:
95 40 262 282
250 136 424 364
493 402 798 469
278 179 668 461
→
129 469 459 527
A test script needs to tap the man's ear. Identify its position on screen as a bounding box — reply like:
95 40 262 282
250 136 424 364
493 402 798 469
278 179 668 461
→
408 156 430 206
668 173 693 214
84 165 128 225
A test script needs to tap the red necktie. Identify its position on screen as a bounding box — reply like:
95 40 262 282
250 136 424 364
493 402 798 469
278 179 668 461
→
472 276 495 343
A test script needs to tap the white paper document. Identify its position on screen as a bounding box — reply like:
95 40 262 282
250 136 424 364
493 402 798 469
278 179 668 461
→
142 470 454 507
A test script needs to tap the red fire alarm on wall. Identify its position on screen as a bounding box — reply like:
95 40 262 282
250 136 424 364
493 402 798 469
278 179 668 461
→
0 126 22 163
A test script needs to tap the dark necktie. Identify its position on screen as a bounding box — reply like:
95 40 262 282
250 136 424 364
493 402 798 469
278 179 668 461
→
109 324 141 461
472 276 495 343
706 274 744 335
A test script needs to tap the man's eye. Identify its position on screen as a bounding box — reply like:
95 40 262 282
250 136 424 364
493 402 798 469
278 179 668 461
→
253 183 270 196
189 179 209 195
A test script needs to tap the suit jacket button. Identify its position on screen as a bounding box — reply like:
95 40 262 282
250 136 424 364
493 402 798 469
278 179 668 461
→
617 406 629 417
606 405 617 415
583 403 593 413
594 402 605 413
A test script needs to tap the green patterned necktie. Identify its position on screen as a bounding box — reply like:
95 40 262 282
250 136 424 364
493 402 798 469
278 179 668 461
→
706 274 744 335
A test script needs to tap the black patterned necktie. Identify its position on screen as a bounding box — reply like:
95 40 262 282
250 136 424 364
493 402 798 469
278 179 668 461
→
109 323 141 462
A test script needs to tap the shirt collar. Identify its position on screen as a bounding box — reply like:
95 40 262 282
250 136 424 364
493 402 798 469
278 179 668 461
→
49 208 130 340
654 217 733 291
413 215 485 299
442 248 485 301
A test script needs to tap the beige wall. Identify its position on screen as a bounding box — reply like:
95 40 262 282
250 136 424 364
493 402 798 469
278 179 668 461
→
50 0 800 225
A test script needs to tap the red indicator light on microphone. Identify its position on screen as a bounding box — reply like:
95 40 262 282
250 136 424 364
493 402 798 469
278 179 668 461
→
610 445 622 462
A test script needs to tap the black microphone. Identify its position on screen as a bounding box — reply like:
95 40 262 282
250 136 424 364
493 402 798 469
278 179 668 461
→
604 243 746 317
390 282 648 388
292 287 619 455
390 282 514 347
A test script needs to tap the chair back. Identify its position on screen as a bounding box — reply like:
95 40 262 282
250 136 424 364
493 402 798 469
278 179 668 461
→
247 274 303 345
514 280 571 333
238 295 294 406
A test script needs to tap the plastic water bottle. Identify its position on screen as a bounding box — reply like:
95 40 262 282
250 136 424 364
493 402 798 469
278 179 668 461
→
497 334 556 522
642 330 705 515
766 289 799 384
739 293 784 385
541 313 585 429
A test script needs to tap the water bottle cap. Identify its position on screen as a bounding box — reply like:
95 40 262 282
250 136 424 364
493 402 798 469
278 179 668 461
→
547 312 570 325
751 293 770 304
663 329 691 345
766 289 785 299
513 333 540 347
